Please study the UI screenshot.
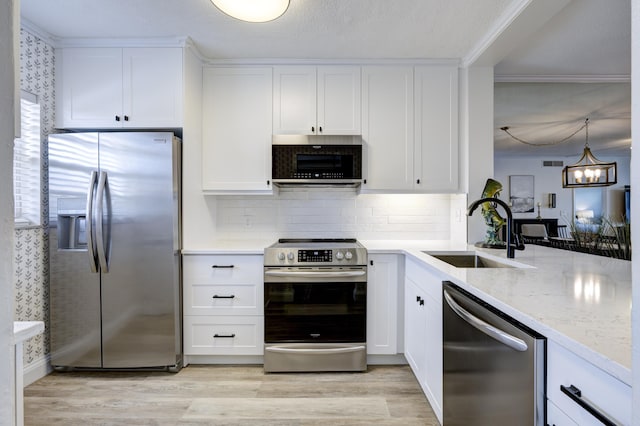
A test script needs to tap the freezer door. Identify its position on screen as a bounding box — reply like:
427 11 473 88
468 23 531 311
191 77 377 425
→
49 133 102 368
98 132 181 368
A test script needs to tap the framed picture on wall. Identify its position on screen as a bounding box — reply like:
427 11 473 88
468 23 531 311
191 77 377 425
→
509 175 534 213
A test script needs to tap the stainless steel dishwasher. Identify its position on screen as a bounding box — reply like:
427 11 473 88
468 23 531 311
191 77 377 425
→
443 281 546 425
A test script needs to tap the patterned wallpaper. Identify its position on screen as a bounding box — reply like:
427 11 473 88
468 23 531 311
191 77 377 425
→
15 28 55 367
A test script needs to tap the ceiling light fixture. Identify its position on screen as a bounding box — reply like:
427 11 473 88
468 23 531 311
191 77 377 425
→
562 118 617 188
211 0 290 23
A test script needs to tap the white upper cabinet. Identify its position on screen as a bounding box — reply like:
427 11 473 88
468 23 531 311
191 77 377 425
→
361 66 414 191
201 67 273 193
414 66 459 192
56 47 183 128
273 66 361 135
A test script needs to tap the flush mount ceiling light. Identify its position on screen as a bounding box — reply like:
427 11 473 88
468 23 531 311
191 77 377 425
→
561 118 617 188
211 0 290 22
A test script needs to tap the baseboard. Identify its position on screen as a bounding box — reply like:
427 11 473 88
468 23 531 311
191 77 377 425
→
367 354 408 365
23 354 52 387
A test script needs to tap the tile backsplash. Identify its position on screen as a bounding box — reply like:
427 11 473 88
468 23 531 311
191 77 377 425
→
216 189 467 241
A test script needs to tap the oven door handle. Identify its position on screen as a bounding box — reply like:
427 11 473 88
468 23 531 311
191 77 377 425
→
265 345 366 355
264 270 366 278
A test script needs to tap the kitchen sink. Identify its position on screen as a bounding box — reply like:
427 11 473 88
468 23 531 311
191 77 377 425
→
423 251 515 268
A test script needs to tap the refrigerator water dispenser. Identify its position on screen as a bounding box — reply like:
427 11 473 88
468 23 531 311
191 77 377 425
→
57 198 88 250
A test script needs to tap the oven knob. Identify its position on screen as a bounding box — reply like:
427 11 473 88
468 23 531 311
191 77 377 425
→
278 252 285 261
345 251 353 260
335 252 344 260
287 252 295 261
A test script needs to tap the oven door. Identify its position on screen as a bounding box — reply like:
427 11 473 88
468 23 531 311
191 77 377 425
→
264 267 367 343
263 266 367 372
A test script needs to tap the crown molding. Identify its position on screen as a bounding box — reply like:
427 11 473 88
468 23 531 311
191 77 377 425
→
202 58 461 66
462 0 532 68
495 74 631 83
20 19 58 45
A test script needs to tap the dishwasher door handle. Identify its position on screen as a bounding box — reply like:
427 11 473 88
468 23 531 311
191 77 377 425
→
443 289 528 352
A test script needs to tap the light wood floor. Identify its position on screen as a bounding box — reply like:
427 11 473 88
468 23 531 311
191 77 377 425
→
24 365 440 425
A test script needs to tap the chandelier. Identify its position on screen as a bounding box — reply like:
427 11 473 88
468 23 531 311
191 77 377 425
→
210 0 290 22
561 118 617 188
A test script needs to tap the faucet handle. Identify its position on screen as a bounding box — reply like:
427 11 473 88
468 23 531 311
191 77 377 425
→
511 234 526 251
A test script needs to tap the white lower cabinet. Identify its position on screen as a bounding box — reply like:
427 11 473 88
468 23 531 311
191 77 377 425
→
183 254 264 357
404 257 443 423
547 340 631 425
184 316 263 355
367 254 400 355
547 400 578 426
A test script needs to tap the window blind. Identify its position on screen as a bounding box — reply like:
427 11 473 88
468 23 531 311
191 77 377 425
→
14 93 41 227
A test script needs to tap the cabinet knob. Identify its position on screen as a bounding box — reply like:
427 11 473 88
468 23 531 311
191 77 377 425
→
363 179 367 184
370 260 374 266
311 126 315 133
124 115 129 121
416 179 421 184
115 115 121 122
267 180 270 186
416 296 421 303
319 126 322 133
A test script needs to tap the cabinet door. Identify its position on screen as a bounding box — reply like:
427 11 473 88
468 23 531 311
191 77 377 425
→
273 66 316 135
367 254 399 355
414 66 459 192
317 66 361 135
405 258 444 423
202 67 273 192
423 290 443 416
361 66 414 190
123 48 183 127
56 48 123 128
404 276 427 382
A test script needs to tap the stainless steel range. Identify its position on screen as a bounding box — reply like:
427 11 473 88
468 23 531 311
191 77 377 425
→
263 239 368 372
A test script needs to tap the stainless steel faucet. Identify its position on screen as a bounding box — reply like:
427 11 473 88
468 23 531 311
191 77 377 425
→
467 197 524 259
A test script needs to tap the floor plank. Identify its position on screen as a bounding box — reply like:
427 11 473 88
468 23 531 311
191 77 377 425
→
24 365 439 425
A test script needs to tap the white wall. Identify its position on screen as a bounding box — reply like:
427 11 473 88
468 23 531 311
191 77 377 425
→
495 154 631 225
630 0 639 421
0 0 17 423
461 67 495 244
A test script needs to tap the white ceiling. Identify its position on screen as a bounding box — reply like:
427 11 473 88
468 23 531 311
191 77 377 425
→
20 0 516 60
19 0 631 158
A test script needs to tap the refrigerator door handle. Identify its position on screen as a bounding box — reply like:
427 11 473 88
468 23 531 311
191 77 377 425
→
96 171 110 273
86 171 99 273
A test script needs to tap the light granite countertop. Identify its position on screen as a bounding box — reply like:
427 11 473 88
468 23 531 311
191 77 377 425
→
183 239 632 386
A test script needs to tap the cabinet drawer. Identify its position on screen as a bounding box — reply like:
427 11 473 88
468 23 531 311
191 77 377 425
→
184 316 264 355
184 282 263 315
183 254 263 285
547 399 578 426
547 340 631 425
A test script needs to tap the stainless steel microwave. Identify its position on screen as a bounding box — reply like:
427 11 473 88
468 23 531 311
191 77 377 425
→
271 144 362 187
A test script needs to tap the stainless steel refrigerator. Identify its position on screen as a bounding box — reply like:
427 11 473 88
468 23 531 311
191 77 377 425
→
48 132 182 371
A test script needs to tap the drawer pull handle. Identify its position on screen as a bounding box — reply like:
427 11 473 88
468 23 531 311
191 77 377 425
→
212 295 235 299
560 385 619 426
212 265 234 269
213 333 236 338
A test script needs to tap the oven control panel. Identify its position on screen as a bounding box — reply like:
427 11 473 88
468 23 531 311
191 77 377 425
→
298 249 332 262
